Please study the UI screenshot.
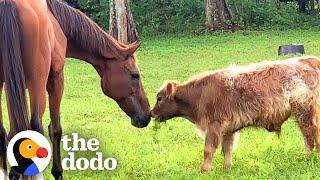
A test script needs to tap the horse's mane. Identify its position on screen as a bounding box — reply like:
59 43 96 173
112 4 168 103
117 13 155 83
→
47 0 131 60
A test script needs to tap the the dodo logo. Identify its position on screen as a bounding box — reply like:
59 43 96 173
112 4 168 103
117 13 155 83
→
7 130 51 176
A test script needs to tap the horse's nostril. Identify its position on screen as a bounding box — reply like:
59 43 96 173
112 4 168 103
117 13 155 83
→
131 112 151 128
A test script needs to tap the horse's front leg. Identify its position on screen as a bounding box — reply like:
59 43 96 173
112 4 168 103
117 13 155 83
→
47 70 64 180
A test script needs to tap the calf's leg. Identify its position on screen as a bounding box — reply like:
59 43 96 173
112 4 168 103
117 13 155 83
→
200 121 222 173
313 103 320 151
295 105 316 154
316 121 320 151
222 132 239 170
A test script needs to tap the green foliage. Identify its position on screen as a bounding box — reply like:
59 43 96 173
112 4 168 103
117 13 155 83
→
70 0 205 35
72 0 320 35
131 0 205 35
229 0 320 30
77 0 109 29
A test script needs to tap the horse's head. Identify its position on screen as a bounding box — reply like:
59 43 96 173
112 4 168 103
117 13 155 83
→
94 42 151 128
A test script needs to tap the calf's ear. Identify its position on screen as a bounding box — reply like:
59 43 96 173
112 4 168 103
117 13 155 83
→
164 81 178 99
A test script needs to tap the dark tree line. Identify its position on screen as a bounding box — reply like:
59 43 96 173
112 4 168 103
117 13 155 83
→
297 0 320 12
279 0 319 12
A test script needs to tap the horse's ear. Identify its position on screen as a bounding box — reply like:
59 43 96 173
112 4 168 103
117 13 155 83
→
127 41 141 56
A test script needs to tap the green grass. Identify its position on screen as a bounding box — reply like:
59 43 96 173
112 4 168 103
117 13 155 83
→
4 30 320 179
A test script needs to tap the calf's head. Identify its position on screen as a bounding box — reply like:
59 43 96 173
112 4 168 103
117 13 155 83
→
151 81 180 122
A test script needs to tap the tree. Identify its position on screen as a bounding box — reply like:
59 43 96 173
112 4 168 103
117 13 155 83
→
298 0 308 13
297 0 320 13
205 0 233 30
109 0 138 43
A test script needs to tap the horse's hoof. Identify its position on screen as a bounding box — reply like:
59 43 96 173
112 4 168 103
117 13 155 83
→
51 169 62 180
53 174 62 180
9 169 19 180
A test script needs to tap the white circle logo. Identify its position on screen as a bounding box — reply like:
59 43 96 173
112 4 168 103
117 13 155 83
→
7 130 51 176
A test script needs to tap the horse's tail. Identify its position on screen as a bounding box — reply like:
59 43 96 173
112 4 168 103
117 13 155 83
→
0 0 29 132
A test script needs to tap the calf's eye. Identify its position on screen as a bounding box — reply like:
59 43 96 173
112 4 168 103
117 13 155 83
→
157 96 162 102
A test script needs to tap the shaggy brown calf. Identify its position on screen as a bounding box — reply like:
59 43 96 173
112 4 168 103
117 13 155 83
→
151 56 320 173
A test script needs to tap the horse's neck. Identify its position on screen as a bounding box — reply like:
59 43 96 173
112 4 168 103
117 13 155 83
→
66 45 101 66
64 28 132 68
47 0 128 61
66 47 105 77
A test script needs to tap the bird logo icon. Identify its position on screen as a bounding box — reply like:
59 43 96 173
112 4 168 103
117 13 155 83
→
7 130 51 176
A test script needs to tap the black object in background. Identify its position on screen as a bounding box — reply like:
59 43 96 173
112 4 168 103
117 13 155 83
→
278 44 305 56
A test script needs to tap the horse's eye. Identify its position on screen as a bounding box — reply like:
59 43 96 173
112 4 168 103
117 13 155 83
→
157 96 162 102
130 73 140 80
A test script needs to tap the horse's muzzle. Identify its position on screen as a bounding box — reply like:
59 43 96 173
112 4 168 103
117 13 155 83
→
131 111 151 128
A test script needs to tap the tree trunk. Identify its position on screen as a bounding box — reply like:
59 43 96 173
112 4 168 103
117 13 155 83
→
109 0 139 43
298 0 308 13
205 0 233 30
310 0 315 11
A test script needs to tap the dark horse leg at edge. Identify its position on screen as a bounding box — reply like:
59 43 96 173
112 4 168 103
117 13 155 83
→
0 0 151 179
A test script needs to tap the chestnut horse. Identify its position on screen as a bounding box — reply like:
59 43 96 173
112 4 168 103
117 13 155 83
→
0 0 150 179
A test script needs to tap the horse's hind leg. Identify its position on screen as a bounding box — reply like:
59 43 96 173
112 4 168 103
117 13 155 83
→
0 66 8 178
29 80 47 134
295 104 316 154
0 81 8 179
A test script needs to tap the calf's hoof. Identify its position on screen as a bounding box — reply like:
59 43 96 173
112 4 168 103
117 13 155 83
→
223 163 232 171
200 164 211 173
304 149 312 155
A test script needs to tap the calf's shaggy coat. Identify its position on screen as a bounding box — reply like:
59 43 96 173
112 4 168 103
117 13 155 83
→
151 56 320 172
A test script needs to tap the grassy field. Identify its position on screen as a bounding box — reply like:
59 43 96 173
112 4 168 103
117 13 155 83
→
5 30 320 179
